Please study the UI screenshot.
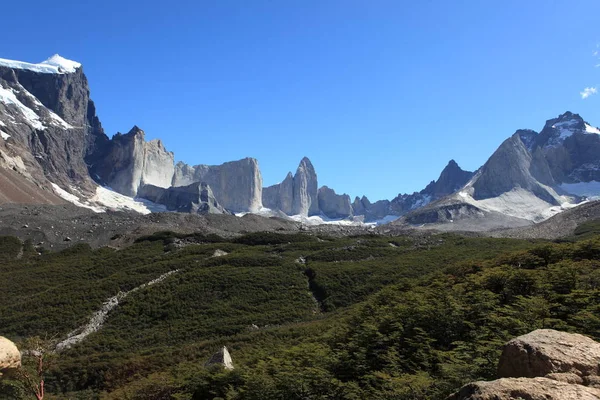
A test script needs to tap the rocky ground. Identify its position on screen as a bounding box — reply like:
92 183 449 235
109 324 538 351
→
0 204 302 250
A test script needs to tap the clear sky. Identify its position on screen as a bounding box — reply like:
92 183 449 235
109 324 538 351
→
2 0 600 200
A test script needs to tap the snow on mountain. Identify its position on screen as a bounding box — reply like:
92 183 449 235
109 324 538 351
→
40 54 82 73
0 130 10 140
0 54 81 74
585 123 600 135
0 86 45 130
457 186 576 222
52 183 167 214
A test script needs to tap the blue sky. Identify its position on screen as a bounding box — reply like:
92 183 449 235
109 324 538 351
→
2 0 600 200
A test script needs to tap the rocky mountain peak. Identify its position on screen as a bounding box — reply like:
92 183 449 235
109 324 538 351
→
292 157 319 216
422 159 473 199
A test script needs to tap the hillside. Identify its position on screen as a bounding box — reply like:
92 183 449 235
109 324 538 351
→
1 228 599 399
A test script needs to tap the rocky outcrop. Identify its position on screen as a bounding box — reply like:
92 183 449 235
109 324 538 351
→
138 182 229 214
92 127 175 196
497 329 600 379
263 172 294 215
0 55 104 195
263 157 318 216
448 329 600 400
447 377 600 400
206 346 234 370
0 336 20 375
421 160 474 199
292 157 319 216
173 158 262 213
471 133 558 204
318 186 353 218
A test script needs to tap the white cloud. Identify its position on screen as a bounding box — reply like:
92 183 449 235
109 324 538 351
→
581 87 598 99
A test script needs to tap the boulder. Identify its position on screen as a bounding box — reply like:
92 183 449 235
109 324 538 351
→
205 346 234 370
497 329 600 378
0 336 21 375
447 377 600 400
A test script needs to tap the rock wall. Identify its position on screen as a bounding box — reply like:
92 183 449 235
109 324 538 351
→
318 186 353 218
93 127 174 196
172 158 262 213
292 157 319 216
138 182 228 214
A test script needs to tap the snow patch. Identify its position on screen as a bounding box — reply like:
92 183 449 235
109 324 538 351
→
0 87 44 130
457 186 579 222
51 184 166 214
585 123 600 135
40 54 81 73
0 130 10 140
0 54 81 74
93 186 168 214
51 183 103 212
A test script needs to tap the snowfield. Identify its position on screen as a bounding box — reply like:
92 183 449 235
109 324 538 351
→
0 54 81 74
52 184 167 214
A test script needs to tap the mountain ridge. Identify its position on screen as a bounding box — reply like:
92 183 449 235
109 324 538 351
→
1 55 600 230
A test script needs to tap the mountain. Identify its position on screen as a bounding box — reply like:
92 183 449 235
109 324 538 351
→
395 112 600 229
2 54 600 231
172 158 263 213
262 157 319 217
0 55 105 201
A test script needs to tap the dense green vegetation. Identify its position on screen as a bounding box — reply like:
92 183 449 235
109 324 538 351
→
0 230 599 399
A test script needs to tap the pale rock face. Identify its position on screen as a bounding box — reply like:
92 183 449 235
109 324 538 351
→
292 157 319 216
263 172 294 215
447 377 600 400
498 329 600 378
140 139 175 190
318 186 353 218
94 127 174 196
0 336 21 374
206 346 234 370
471 133 559 205
172 158 262 213
449 329 600 400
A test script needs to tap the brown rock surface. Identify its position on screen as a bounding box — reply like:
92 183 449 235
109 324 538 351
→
447 377 600 400
498 329 600 378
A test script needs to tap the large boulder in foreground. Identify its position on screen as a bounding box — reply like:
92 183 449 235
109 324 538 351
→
0 336 20 375
448 329 600 399
447 377 600 400
498 329 600 378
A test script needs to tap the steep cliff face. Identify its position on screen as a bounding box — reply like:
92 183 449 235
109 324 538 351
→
92 127 174 196
318 186 353 218
263 157 319 217
172 158 262 213
292 157 319 216
138 182 228 214
262 172 294 214
0 55 105 196
471 133 558 204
